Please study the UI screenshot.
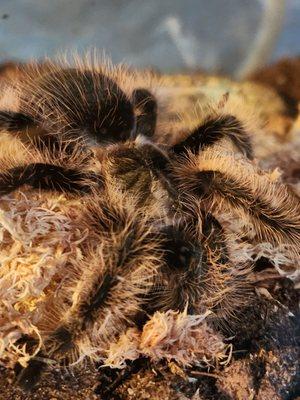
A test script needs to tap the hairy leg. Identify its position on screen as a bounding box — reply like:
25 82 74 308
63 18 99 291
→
0 163 101 195
172 149 300 254
0 110 34 132
172 114 253 159
17 194 161 390
149 214 232 316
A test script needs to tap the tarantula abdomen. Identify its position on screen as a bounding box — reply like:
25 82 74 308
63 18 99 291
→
21 68 136 144
0 62 160 156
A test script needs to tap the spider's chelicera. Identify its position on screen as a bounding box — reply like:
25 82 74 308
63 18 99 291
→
0 58 299 391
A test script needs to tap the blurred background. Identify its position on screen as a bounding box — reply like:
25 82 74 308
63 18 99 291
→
0 0 298 77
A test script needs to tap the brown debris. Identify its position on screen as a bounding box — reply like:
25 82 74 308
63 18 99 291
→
248 56 300 117
217 359 256 400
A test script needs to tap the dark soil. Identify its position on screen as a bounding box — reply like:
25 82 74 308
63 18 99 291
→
0 276 299 400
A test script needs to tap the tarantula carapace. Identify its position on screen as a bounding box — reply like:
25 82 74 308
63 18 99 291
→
0 57 299 391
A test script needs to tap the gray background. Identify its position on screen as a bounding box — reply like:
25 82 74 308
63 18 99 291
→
0 0 299 75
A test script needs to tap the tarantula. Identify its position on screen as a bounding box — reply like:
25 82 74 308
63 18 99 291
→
0 57 299 392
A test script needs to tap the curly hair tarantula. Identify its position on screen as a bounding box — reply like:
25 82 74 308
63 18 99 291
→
0 57 299 393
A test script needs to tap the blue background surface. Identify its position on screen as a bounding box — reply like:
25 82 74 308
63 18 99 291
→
0 0 298 75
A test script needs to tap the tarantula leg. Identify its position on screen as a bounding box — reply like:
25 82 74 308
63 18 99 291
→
147 224 203 314
174 150 300 253
132 88 157 138
0 111 74 155
149 214 231 316
16 197 161 390
200 211 252 323
201 170 300 247
17 273 119 390
172 114 253 159
0 163 102 195
0 110 34 132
